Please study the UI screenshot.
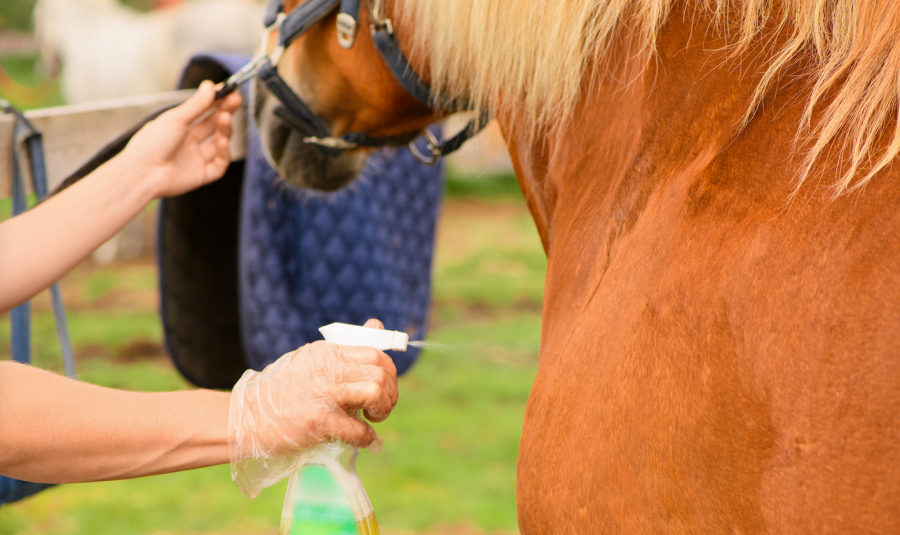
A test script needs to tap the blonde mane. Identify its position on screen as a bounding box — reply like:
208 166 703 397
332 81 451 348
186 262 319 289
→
396 0 900 195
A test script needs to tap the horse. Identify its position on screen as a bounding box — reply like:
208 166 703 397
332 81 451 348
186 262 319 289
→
252 0 900 531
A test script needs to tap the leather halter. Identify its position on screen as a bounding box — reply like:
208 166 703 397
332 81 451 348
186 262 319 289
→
219 0 484 164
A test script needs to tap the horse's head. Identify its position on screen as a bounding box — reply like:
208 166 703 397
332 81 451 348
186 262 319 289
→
252 0 439 191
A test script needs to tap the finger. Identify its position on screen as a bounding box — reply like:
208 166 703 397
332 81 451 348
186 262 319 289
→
214 129 231 159
168 81 217 124
363 318 384 329
351 365 396 419
203 139 231 181
338 344 397 374
199 138 218 163
204 160 230 184
187 107 223 143
326 413 380 449
350 358 398 412
338 344 385 367
332 359 398 409
335 381 395 421
217 107 234 134
196 108 233 147
221 91 243 113
214 111 234 145
337 346 398 387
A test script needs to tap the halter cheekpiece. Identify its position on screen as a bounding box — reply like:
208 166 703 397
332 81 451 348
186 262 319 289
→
217 0 484 165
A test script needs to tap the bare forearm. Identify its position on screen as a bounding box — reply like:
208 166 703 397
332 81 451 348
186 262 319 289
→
0 84 240 314
0 362 229 483
0 154 157 312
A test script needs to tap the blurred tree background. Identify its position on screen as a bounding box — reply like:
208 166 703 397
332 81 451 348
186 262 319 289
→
0 0 37 31
0 0 154 30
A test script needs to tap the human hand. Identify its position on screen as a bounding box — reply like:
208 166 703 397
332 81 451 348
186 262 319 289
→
228 319 399 498
120 81 243 198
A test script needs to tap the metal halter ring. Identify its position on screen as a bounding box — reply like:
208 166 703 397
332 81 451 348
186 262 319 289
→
367 0 393 35
408 128 441 166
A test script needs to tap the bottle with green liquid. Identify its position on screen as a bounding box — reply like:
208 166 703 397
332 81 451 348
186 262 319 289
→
280 322 409 534
280 444 379 535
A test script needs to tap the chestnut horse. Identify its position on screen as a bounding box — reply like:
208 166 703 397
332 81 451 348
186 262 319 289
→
252 0 900 532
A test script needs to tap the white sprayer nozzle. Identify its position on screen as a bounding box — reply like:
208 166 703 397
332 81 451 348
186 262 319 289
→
319 323 409 352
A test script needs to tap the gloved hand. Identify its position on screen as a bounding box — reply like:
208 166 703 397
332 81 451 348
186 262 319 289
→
228 319 398 498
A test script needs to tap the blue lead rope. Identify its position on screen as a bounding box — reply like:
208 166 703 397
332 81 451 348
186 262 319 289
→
2 101 77 505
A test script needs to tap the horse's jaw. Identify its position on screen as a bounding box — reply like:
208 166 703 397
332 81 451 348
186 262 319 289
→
251 79 368 191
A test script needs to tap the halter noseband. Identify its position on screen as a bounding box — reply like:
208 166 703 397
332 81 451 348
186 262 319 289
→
218 0 484 165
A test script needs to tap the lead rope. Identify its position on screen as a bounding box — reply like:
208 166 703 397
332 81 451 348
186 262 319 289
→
3 100 76 378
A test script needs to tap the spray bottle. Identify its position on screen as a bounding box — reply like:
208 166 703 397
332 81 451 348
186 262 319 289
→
279 323 409 535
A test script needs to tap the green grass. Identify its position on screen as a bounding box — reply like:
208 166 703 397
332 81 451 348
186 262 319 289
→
435 246 545 313
0 309 163 372
0 197 544 534
0 198 11 221
444 171 522 200
0 196 35 223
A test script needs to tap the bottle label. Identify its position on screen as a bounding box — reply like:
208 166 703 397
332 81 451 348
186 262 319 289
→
289 465 359 535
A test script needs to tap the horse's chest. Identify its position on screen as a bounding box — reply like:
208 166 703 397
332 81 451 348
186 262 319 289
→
516 227 776 533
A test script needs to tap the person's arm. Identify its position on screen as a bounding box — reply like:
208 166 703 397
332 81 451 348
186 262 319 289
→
0 81 242 313
0 321 398 484
0 361 229 483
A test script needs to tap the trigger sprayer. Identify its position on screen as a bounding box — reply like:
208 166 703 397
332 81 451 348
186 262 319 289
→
280 322 405 535
319 322 409 351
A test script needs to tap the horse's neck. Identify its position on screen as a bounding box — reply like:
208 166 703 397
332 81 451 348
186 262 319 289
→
500 11 781 256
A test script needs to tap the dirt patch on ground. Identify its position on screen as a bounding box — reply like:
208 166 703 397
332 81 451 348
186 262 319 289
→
74 339 168 364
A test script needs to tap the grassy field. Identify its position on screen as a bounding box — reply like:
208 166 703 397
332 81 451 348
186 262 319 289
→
0 186 546 534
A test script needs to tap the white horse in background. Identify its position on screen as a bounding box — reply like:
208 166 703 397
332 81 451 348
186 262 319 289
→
34 0 264 104
33 0 264 263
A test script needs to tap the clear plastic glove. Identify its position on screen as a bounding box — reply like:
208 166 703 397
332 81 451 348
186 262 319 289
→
228 319 399 498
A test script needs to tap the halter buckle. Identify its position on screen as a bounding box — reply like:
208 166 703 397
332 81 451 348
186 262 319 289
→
336 13 358 49
408 128 441 166
367 0 393 35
